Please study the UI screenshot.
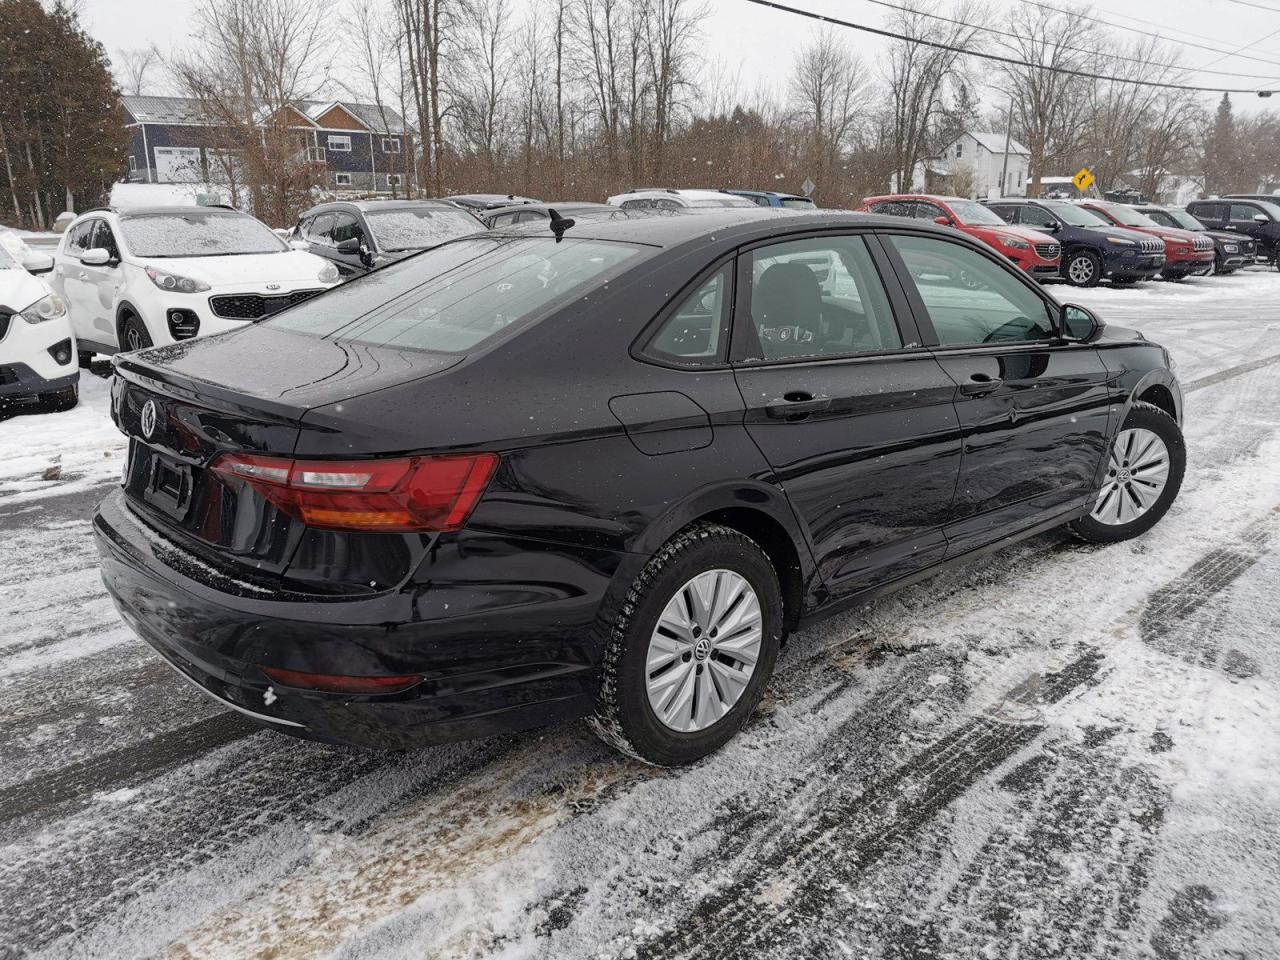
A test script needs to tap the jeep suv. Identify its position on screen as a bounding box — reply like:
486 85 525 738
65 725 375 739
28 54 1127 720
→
1133 204 1256 275
983 198 1164 287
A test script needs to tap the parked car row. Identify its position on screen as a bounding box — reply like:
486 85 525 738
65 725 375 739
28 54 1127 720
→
861 192 1269 288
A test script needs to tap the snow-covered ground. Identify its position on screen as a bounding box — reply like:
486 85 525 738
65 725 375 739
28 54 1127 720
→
2 270 1280 959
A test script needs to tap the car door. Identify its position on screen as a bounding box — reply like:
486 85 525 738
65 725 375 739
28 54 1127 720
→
1227 202 1278 258
881 232 1113 554
325 212 369 276
80 219 125 346
57 219 109 346
730 231 963 597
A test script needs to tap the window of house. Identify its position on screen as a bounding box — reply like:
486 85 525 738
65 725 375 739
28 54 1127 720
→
645 265 731 365
387 174 402 188
745 235 901 362
888 234 1054 346
128 156 137 172
305 146 326 163
382 137 401 153
956 142 963 158
328 135 352 152
335 172 352 187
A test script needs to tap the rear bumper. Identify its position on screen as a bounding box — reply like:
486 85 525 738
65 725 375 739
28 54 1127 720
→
94 488 631 749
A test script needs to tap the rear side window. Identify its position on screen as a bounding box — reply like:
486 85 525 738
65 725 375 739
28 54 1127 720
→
645 265 731 365
744 235 900 362
1189 203 1224 222
869 200 912 218
269 237 644 354
888 234 1054 346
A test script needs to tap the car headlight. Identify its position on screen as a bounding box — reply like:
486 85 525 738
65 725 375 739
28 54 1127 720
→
998 236 1030 250
1106 236 1136 246
20 292 67 324
145 265 210 293
1224 244 1238 253
317 262 340 284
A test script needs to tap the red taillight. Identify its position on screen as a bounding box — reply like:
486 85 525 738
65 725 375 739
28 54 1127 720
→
211 452 498 533
260 665 423 695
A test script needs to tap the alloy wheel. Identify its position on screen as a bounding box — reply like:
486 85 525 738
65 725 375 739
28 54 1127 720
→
1068 256 1095 284
644 569 763 733
1091 427 1170 525
126 327 143 350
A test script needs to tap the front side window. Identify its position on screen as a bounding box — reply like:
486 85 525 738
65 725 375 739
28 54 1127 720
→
329 213 364 245
915 202 947 222
65 220 95 255
1231 203 1264 223
92 221 120 259
888 234 1054 346
645 265 731 365
119 212 287 258
1019 205 1058 228
746 235 900 362
365 207 480 251
269 237 645 354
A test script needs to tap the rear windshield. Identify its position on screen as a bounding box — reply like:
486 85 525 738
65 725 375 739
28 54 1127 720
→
779 197 817 210
366 207 482 251
120 212 286 257
268 236 644 353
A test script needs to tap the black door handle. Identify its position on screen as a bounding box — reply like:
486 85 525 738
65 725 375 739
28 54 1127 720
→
765 392 832 419
959 374 1003 397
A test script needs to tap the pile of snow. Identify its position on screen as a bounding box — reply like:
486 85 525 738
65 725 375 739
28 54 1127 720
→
109 182 235 210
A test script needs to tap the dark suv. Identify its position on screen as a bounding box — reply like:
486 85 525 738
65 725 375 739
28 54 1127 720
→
293 200 484 278
1186 197 1280 268
1133 204 1256 274
984 198 1165 287
95 210 1184 766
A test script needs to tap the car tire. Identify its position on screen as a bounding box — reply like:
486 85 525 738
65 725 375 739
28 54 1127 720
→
41 383 79 412
1064 249 1102 287
120 313 153 352
588 522 783 766
1069 401 1185 544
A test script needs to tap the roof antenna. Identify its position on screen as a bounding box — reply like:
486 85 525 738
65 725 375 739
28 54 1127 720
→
548 208 575 242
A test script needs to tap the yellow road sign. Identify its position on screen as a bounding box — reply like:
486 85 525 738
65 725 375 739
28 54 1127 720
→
1073 168 1095 192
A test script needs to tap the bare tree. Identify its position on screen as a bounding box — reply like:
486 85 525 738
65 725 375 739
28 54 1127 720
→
641 0 706 181
116 46 160 97
883 0 986 193
454 0 512 180
789 29 871 199
393 0 462 194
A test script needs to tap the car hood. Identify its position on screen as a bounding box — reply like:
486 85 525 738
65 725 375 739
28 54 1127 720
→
1096 226 1158 245
0 267 52 312
1202 229 1253 244
137 250 330 287
1140 225 1199 244
990 225 1056 246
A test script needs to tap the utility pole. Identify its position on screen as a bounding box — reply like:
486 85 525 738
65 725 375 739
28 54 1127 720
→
999 97 1014 199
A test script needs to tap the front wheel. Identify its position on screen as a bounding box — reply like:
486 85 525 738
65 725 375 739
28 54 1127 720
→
1070 401 1185 544
589 523 783 766
120 313 153 352
1064 249 1102 287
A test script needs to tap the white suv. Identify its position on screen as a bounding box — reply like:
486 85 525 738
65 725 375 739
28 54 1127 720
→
52 206 340 358
606 188 757 211
0 242 78 410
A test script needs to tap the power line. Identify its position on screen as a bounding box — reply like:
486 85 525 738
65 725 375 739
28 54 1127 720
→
1015 0 1280 70
852 0 1280 81
1228 0 1280 11
744 0 1279 94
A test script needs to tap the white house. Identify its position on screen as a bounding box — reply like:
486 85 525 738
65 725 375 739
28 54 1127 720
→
907 132 1031 199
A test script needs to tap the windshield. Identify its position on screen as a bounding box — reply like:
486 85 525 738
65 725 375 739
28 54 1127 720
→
1256 200 1280 219
948 200 1006 226
780 197 817 210
1045 202 1109 227
119 212 287 258
365 207 482 252
269 236 644 353
1154 208 1203 230
1099 205 1157 228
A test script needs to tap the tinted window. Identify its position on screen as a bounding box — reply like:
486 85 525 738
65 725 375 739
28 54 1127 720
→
889 235 1053 346
329 213 364 245
119 212 286 257
270 237 644 354
746 235 900 362
92 220 120 259
646 265 731 365
1189 202 1225 222
1230 203 1264 223
1019 205 1058 228
986 204 1018 222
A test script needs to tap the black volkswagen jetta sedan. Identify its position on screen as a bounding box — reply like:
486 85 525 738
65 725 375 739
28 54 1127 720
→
95 209 1185 766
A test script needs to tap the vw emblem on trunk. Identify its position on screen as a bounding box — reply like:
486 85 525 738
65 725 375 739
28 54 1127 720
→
140 400 158 439
266 283 281 291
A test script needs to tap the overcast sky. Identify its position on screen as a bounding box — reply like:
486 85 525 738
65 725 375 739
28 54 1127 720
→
81 0 1280 116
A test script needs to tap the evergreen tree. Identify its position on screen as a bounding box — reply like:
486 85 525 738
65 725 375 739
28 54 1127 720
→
1204 93 1237 195
0 0 127 228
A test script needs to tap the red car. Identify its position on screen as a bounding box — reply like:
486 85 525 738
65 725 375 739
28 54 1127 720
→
1078 200 1215 280
860 194 1061 280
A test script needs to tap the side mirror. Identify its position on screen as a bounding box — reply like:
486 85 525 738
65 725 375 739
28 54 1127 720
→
335 237 361 254
1060 303 1103 342
1254 214 1270 224
81 247 112 267
289 239 309 251
22 252 54 274
933 215 951 226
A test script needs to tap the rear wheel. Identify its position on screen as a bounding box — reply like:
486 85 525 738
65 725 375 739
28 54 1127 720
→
120 313 152 352
1064 249 1102 287
589 523 783 766
1070 402 1184 544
